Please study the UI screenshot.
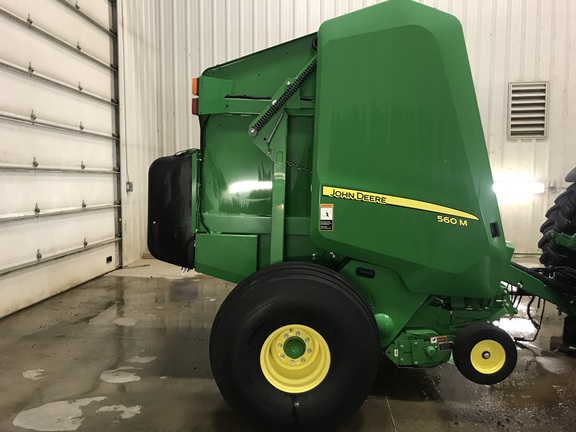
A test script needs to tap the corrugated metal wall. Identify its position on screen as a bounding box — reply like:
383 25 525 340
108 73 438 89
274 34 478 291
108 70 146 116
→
0 0 120 318
117 0 159 265
119 0 576 260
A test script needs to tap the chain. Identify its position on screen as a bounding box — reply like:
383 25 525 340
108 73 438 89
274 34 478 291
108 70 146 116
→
287 160 312 174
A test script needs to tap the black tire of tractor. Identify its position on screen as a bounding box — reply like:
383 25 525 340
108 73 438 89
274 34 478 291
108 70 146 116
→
453 322 517 385
539 183 576 267
209 262 381 432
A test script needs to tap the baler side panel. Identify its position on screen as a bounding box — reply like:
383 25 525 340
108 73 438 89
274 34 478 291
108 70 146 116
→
194 35 318 280
312 0 508 298
202 34 317 101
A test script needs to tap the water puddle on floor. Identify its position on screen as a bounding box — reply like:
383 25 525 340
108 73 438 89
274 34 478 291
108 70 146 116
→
13 397 106 431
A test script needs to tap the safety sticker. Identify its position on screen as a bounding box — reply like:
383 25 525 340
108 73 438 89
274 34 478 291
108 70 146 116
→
320 203 333 231
430 336 447 344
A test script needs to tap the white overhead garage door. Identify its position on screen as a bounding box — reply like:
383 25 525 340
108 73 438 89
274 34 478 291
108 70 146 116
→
0 0 120 318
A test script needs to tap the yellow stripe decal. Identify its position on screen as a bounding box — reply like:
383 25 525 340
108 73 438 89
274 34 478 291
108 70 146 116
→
322 186 479 221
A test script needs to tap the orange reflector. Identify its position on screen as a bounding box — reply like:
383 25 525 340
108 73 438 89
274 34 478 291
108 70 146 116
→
192 78 198 96
192 98 198 115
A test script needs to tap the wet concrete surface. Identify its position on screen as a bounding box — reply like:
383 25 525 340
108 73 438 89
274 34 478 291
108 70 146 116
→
1 259 575 431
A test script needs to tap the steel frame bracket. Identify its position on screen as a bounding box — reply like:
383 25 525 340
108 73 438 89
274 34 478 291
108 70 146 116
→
503 263 569 311
250 110 288 265
246 56 316 265
547 230 576 252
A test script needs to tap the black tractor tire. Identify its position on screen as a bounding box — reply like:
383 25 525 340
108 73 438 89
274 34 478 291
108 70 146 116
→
453 322 517 385
539 183 576 267
209 262 381 432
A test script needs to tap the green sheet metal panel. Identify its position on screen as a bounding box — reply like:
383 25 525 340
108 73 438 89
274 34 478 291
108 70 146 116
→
197 35 318 266
200 114 314 221
195 234 258 283
311 0 508 298
201 34 317 99
198 35 317 228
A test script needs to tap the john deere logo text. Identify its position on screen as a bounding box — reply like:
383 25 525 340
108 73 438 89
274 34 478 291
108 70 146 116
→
325 187 387 204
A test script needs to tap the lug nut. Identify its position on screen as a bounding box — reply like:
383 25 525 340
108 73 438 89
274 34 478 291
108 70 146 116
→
305 338 310 343
301 358 306 363
278 343 283 348
284 334 289 338
307 348 312 353
280 354 285 359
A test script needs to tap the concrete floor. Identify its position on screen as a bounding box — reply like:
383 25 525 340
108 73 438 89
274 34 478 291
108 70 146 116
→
1 258 576 432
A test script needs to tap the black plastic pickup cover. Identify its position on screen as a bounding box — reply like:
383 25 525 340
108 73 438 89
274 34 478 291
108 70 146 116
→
147 150 196 268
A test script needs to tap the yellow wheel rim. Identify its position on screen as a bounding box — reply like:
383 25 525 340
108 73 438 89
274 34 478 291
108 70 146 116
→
260 324 331 393
470 339 506 374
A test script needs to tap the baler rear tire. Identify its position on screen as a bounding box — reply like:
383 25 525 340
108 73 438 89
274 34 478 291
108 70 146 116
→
539 183 576 267
209 262 380 431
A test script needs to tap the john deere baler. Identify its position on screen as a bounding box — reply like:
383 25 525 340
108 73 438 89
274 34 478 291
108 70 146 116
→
147 1 576 430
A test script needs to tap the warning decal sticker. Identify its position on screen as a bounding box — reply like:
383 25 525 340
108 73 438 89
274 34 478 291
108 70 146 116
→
430 336 448 344
320 203 333 231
